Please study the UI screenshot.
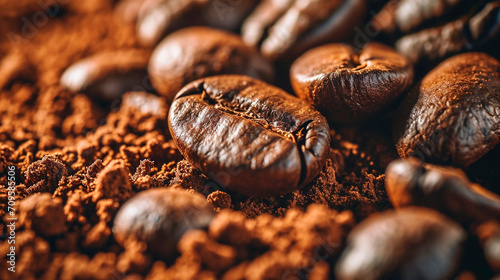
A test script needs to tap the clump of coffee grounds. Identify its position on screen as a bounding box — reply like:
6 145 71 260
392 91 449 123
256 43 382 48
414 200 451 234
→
0 83 392 279
147 206 355 280
0 6 396 280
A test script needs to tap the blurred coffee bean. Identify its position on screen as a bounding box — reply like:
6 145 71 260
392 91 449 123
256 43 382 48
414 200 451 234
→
242 0 366 60
372 0 500 63
393 52 500 167
136 0 209 46
290 43 413 124
202 0 259 31
168 75 330 197
335 207 465 280
149 27 274 103
113 187 215 259
476 221 500 272
385 158 500 224
380 0 464 34
60 49 151 102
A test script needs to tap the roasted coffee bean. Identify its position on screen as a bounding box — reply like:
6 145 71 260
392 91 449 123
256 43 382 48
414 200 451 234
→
149 27 274 103
60 49 151 101
168 75 330 197
335 207 465 280
290 43 414 124
372 0 500 63
385 158 500 224
241 0 366 60
113 187 215 259
393 52 500 167
136 0 209 46
201 0 259 31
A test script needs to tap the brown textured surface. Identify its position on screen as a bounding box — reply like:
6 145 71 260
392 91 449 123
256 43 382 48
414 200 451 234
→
393 52 500 167
0 1 498 279
0 64 393 279
290 43 414 124
0 66 393 280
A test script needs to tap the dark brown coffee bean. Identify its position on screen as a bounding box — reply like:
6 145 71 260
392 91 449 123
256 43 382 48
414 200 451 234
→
395 18 468 64
290 43 414 124
149 26 274 103
113 187 215 259
168 75 330 197
60 49 151 101
202 0 259 31
136 0 209 46
385 158 500 224
373 0 500 64
393 52 500 167
241 0 366 60
335 207 465 280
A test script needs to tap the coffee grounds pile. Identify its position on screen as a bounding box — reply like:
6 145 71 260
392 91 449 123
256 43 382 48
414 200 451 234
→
1 2 495 280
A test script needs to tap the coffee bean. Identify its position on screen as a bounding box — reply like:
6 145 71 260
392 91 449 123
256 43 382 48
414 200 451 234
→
113 187 215 259
241 0 366 60
335 207 465 280
149 26 274 103
168 75 330 197
202 0 259 31
374 0 500 64
290 43 414 124
393 52 500 167
136 0 209 46
385 158 500 224
60 49 151 101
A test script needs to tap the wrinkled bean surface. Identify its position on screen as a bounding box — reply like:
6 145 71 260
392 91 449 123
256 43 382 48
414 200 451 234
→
393 52 500 167
291 43 414 124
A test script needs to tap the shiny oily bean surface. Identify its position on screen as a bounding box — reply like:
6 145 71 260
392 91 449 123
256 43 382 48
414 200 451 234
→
290 43 414 124
168 75 330 197
149 26 274 103
393 52 500 167
335 207 465 280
